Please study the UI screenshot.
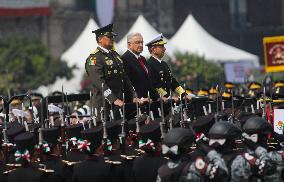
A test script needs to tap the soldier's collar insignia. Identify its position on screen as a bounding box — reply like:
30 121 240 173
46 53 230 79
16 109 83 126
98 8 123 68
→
89 57 96 65
117 56 123 63
92 48 99 54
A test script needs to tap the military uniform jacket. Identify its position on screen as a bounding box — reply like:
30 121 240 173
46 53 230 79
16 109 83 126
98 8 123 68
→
122 50 159 100
147 56 182 97
7 165 46 182
41 156 68 182
85 47 134 109
132 154 167 182
72 156 112 182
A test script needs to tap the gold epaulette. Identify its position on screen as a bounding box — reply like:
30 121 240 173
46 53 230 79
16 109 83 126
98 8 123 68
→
3 168 16 174
62 160 81 166
156 88 167 97
175 86 185 96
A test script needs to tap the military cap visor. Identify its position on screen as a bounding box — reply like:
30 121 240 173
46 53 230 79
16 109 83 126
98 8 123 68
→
92 23 117 37
249 82 261 89
224 82 235 88
30 93 43 100
10 99 21 105
274 80 284 87
197 89 209 96
93 31 117 37
222 92 232 98
185 88 193 94
145 33 167 47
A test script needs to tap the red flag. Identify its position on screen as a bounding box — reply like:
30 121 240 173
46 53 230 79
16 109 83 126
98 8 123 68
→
0 0 51 17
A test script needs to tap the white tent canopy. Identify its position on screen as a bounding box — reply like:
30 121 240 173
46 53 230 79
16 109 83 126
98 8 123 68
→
37 18 99 96
116 15 176 58
169 14 259 67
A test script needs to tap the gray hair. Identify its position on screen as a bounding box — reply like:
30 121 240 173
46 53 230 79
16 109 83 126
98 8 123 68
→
127 32 143 43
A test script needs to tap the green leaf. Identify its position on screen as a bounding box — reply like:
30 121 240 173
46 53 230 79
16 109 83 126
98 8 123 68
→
0 38 74 95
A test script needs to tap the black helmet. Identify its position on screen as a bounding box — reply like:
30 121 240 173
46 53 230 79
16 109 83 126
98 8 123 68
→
208 121 241 139
242 116 272 135
163 128 195 149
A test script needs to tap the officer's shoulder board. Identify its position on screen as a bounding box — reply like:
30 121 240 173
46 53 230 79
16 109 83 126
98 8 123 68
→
92 48 100 55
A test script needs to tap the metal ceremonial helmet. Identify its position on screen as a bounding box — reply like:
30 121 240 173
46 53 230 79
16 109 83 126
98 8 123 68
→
163 128 195 149
242 116 272 135
208 121 241 139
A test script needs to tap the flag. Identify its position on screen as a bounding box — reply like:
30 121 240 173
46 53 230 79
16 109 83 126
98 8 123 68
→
0 0 51 17
95 0 115 26
263 36 284 73
274 109 284 134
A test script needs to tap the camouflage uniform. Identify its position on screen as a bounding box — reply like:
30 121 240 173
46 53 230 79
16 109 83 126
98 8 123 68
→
180 150 229 182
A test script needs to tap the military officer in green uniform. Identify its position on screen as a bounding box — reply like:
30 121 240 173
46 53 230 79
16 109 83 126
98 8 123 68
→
85 24 137 121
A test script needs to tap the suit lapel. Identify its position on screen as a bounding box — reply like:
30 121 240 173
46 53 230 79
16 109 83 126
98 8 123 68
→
126 51 148 78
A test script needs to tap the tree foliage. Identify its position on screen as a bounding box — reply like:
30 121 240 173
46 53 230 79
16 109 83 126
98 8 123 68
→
0 38 74 95
167 52 224 90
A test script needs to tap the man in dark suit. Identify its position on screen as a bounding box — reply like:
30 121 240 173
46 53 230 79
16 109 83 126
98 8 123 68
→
122 33 158 102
